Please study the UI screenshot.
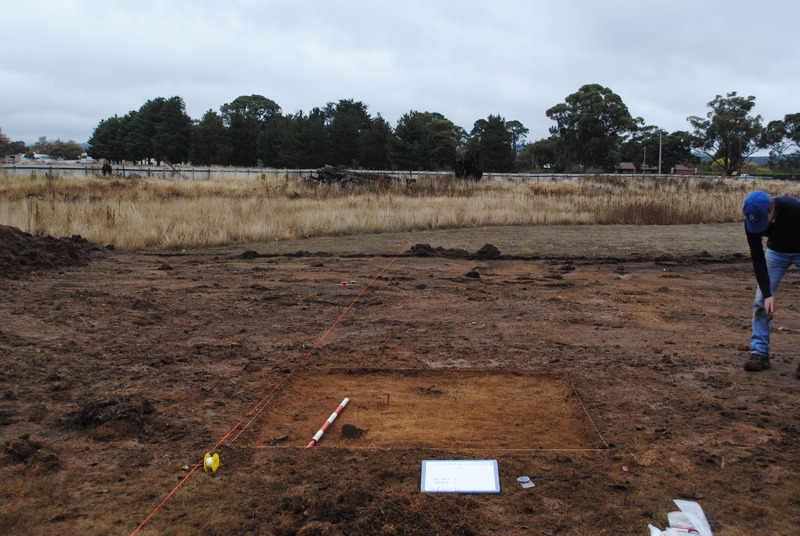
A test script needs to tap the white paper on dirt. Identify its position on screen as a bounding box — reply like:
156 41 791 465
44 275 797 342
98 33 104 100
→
673 500 713 536
420 460 500 493
648 500 713 536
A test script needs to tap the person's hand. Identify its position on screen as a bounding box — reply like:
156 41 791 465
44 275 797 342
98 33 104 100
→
765 296 776 316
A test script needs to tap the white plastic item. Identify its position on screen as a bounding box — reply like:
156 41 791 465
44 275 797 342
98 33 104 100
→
672 500 712 536
647 500 712 536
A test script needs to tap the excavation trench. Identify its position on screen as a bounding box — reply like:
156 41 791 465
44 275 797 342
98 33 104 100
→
249 369 604 451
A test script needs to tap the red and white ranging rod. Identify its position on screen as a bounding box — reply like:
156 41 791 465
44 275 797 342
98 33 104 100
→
305 397 349 448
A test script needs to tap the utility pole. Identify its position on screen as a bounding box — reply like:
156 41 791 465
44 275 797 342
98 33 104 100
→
643 147 647 175
658 131 663 175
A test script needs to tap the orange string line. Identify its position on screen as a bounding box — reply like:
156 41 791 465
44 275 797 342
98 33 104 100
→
129 242 411 536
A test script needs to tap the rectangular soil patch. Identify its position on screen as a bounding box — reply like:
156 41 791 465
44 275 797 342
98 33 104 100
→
251 369 603 450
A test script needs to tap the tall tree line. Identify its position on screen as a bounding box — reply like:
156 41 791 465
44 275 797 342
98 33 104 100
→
88 95 524 172
88 96 192 166
535 84 799 175
85 89 800 174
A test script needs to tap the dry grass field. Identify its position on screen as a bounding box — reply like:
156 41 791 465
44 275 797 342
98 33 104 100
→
3 171 798 250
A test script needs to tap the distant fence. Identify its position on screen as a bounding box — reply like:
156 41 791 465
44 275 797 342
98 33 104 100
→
1 164 315 180
2 165 446 182
1 164 732 182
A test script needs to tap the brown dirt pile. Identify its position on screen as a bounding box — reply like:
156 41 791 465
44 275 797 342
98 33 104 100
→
0 225 99 279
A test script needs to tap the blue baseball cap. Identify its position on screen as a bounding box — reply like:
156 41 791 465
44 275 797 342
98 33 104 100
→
743 191 772 233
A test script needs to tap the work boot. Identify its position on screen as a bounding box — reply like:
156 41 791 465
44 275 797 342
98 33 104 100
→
744 354 770 372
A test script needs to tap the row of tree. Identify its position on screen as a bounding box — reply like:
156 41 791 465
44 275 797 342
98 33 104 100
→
0 133 91 161
690 93 799 175
85 95 525 172
4 85 798 174
538 85 799 175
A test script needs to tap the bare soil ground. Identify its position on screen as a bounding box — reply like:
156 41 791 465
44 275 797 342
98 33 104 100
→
0 224 798 535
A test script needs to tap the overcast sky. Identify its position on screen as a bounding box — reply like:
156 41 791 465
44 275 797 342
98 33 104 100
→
2 0 798 147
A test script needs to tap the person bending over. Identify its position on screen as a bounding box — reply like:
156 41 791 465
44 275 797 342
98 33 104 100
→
742 190 800 375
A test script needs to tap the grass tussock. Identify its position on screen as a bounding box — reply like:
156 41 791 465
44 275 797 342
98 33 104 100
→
1 171 798 251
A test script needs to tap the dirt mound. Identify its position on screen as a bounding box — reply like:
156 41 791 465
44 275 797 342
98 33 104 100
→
408 242 501 259
68 394 155 428
2 434 61 473
65 394 159 442
0 225 99 278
